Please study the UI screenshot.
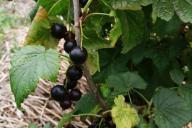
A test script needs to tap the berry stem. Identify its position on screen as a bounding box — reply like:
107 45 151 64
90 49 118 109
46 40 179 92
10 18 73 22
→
72 0 108 109
82 0 93 13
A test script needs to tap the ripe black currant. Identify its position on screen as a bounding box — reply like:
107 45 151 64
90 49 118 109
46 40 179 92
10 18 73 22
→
70 89 82 101
66 124 75 128
69 47 88 65
64 40 77 53
79 0 88 7
66 65 83 81
51 23 67 39
59 98 72 110
64 31 75 41
51 85 67 101
64 79 77 90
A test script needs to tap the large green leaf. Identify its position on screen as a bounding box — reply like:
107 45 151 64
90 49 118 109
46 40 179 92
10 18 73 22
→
107 72 147 95
75 93 98 114
10 46 60 108
48 0 70 16
25 8 58 48
103 0 152 10
153 88 191 128
152 0 192 23
116 10 148 53
38 0 57 11
178 85 192 109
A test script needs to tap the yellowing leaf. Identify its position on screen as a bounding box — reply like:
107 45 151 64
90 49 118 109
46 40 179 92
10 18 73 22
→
112 95 140 128
25 7 58 48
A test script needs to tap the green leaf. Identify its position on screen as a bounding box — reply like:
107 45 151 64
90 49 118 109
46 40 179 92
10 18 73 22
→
25 8 58 48
152 0 192 23
56 112 73 128
99 84 111 99
169 69 184 85
111 95 140 128
43 123 51 128
107 71 147 95
116 10 148 53
178 85 192 109
93 47 129 83
28 123 38 128
83 13 121 50
152 15 182 38
86 50 100 75
10 45 60 108
153 88 191 128
48 0 70 16
75 93 98 114
152 0 174 22
173 0 192 23
29 4 39 21
38 0 57 11
110 0 142 10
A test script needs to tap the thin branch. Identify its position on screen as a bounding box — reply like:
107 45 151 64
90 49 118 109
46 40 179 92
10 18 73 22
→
72 0 107 109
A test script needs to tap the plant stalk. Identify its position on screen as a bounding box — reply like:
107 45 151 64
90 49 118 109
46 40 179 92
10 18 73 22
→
72 0 107 109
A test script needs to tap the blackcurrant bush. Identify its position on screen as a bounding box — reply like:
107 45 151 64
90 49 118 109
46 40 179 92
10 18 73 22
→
66 124 75 128
70 89 82 101
64 40 77 53
69 47 88 65
66 65 83 81
64 31 75 41
59 98 72 110
64 79 78 90
79 0 88 7
51 85 67 101
51 23 67 39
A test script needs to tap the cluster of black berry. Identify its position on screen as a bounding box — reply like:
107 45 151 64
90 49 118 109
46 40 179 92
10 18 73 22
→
50 21 88 109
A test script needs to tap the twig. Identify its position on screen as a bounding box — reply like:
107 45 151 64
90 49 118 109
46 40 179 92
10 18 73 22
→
72 0 107 109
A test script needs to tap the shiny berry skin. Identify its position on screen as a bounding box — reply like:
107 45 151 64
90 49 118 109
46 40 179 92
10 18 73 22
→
79 0 88 7
64 31 75 41
51 23 67 39
70 89 82 101
51 85 67 101
66 65 83 81
66 79 78 90
64 40 77 53
69 47 88 65
66 124 75 128
59 98 72 110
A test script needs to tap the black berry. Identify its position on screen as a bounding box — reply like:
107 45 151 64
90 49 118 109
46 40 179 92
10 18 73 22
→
51 23 67 39
66 124 75 128
51 85 67 101
64 79 78 90
59 98 72 110
70 89 82 101
79 0 88 7
66 65 83 81
64 31 75 41
64 40 77 53
69 47 88 65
